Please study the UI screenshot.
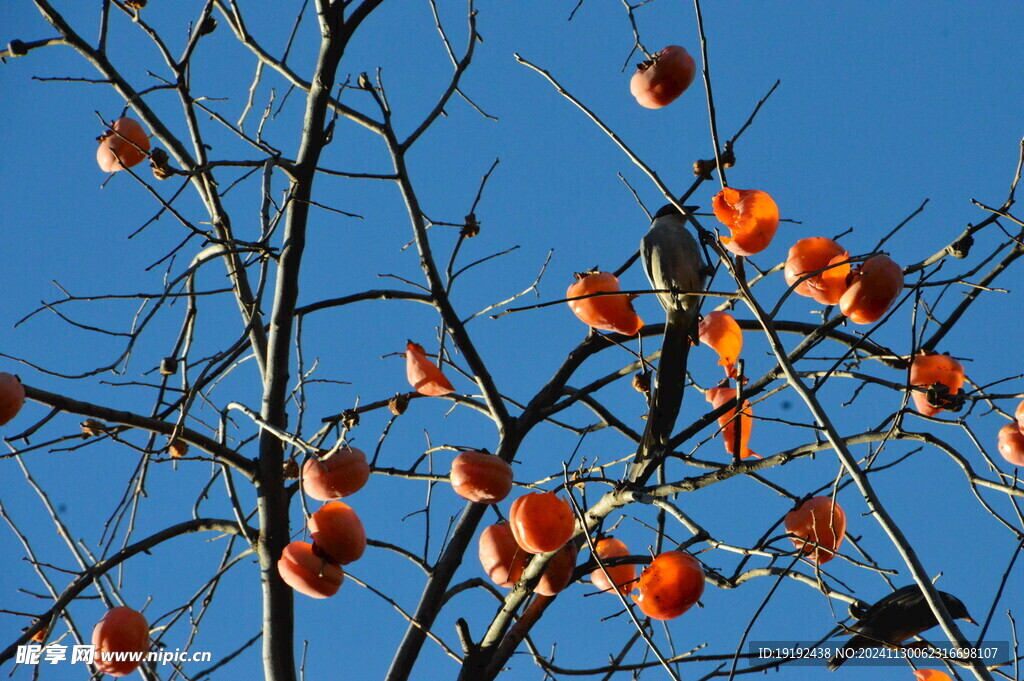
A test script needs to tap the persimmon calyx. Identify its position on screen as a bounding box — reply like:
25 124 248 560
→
924 382 965 412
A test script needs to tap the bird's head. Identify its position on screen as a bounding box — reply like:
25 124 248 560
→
941 592 976 625
652 203 700 221
653 203 680 220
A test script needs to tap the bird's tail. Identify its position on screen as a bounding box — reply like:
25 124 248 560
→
650 308 693 437
825 655 844 672
629 308 694 482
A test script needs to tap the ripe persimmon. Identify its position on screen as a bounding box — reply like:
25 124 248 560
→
566 271 643 336
478 524 578 594
784 237 850 304
534 542 579 596
0 373 25 426
1016 400 1024 434
785 496 846 564
479 523 528 588
698 312 742 379
91 606 149 677
308 501 366 565
839 254 903 324
997 424 1024 467
909 352 965 417
706 387 758 459
278 541 344 599
406 340 455 396
712 188 779 256
96 117 150 172
630 46 697 109
450 450 513 504
631 551 705 620
301 447 370 501
590 536 637 595
508 491 575 554
914 671 953 681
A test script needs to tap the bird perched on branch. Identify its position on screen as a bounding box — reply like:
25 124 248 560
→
826 585 976 671
628 203 709 483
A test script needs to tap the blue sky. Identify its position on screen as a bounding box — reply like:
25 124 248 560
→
2 2 1024 680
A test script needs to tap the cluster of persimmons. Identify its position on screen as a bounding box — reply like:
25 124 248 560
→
283 448 370 598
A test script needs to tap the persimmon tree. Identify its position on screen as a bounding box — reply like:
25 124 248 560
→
2 3 1023 681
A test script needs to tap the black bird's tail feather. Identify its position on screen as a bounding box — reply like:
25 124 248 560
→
628 308 693 483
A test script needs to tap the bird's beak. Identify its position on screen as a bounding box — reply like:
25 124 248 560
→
964 616 977 625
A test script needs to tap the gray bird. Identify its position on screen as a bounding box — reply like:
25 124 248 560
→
629 203 709 483
826 585 975 671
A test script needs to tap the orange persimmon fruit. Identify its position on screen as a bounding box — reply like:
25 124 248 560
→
1015 400 1024 434
712 188 780 256
914 671 953 681
909 352 965 417
0 373 26 427
278 541 344 599
997 424 1024 467
590 536 637 595
96 117 150 172
301 446 370 501
478 523 578 594
450 449 513 504
91 606 149 677
706 386 758 459
631 551 705 620
698 312 742 379
839 254 904 324
308 501 366 565
630 46 697 109
566 271 643 336
479 523 528 588
508 491 576 554
534 542 579 596
785 496 846 564
784 237 851 304
406 340 455 396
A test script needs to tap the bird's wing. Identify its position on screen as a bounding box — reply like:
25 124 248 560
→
843 585 941 645
639 228 672 313
640 214 706 314
827 586 930 671
859 585 924 622
640 229 657 288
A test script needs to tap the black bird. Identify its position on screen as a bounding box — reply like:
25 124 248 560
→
628 204 709 483
827 585 976 671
